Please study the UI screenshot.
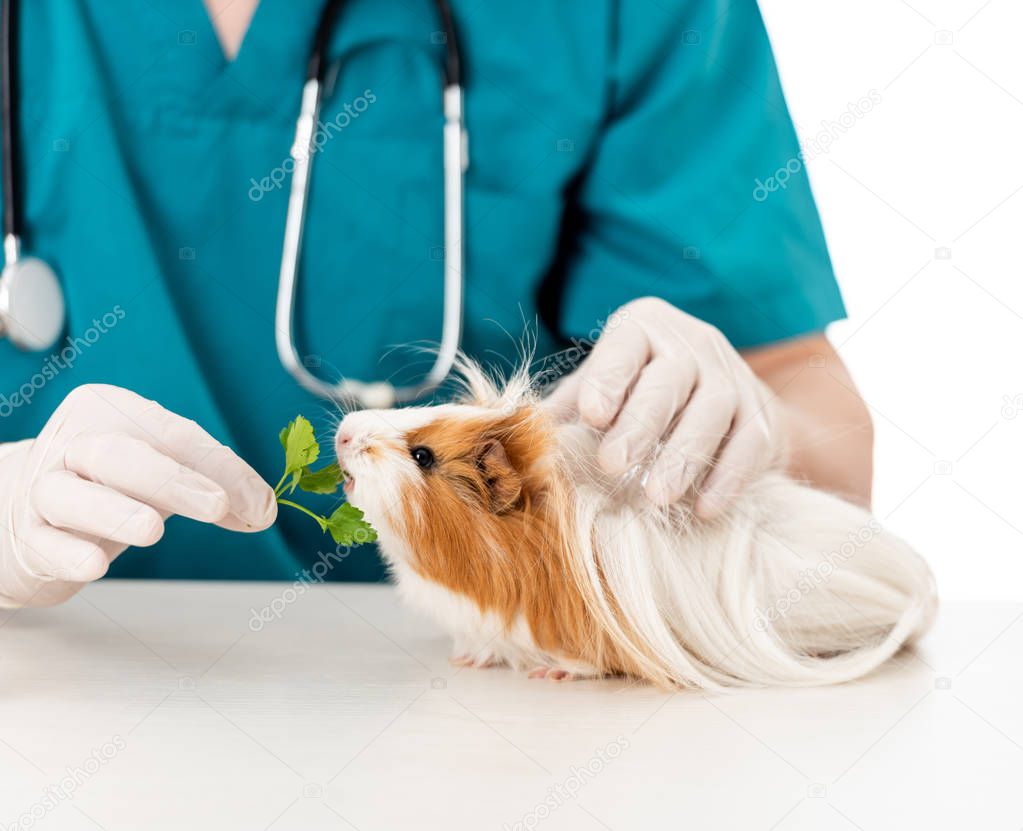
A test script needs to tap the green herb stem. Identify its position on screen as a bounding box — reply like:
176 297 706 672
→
273 472 290 498
276 498 327 530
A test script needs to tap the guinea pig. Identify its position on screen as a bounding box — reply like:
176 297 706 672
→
335 359 937 689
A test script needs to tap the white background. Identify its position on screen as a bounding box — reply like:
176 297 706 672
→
759 0 1022 601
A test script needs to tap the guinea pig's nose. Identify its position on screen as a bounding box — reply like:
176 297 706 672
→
335 428 353 448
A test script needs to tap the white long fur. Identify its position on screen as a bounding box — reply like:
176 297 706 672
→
557 421 937 688
342 359 938 688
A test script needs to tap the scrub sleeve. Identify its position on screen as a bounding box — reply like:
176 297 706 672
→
559 0 846 350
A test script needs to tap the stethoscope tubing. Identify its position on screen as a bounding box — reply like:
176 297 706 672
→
0 0 65 351
0 0 465 383
275 0 467 408
2 0 21 256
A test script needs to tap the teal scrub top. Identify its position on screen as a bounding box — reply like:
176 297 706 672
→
0 0 845 582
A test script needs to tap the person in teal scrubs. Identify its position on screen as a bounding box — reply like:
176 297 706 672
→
0 0 874 607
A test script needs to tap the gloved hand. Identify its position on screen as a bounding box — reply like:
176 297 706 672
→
546 297 785 516
0 384 277 608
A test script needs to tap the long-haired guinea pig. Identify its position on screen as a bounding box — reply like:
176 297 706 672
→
335 359 937 689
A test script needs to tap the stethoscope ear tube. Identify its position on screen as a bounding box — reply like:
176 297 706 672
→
274 0 467 408
413 83 466 402
274 77 327 399
1 0 20 243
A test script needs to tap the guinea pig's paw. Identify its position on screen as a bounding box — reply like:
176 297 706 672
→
450 652 503 669
527 666 582 682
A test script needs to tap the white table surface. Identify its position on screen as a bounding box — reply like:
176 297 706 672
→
0 580 1020 830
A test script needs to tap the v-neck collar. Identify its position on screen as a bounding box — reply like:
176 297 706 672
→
181 0 326 118
198 0 261 65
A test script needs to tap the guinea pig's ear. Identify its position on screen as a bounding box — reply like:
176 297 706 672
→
476 439 522 514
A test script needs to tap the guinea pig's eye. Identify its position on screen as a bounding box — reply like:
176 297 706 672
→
410 445 435 470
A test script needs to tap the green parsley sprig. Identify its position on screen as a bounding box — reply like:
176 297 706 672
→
274 416 377 547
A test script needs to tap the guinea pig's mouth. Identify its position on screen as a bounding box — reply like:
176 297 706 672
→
343 475 355 496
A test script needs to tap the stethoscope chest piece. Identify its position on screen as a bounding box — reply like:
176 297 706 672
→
0 254 65 351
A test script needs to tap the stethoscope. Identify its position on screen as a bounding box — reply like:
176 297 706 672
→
0 0 65 352
0 0 466 410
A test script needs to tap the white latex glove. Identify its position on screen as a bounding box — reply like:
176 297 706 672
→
0 384 277 608
547 297 785 516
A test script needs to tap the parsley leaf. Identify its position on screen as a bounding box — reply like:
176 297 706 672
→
325 503 378 546
279 416 319 493
296 462 344 495
280 415 319 472
272 416 376 548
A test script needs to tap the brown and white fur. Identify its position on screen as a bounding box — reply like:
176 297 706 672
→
335 360 937 690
